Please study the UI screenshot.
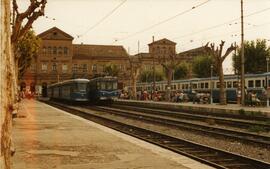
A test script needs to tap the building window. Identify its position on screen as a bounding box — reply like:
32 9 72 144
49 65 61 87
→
72 64 78 73
30 63 36 72
43 47 46 54
47 46 52 54
82 64 87 72
52 63 57 71
41 63 47 72
63 47 68 55
92 64 97 73
58 47 62 55
62 64 68 73
53 46 57 54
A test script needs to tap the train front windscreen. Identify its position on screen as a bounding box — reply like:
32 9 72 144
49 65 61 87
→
97 80 117 91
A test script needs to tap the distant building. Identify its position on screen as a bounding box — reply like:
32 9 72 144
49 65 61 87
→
20 27 208 95
20 27 130 95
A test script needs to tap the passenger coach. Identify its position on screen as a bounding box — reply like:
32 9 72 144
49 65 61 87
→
48 79 89 102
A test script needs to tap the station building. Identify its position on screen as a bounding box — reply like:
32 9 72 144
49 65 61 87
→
20 27 207 96
20 27 130 95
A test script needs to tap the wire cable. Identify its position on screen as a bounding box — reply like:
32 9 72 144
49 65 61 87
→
172 6 270 40
78 0 127 38
114 0 211 43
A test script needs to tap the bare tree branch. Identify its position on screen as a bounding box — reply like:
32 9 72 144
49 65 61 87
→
221 44 237 62
11 0 47 43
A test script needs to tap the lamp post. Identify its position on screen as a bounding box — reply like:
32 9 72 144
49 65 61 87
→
210 64 213 104
266 57 269 107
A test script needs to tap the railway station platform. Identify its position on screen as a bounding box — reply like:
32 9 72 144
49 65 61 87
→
116 99 270 117
12 99 214 169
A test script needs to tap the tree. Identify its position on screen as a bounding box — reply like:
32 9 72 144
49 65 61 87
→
1 1 14 168
139 69 165 82
160 53 179 101
192 55 217 78
11 0 47 101
17 30 41 79
174 62 190 80
205 41 236 105
233 39 270 74
129 57 142 99
104 64 120 77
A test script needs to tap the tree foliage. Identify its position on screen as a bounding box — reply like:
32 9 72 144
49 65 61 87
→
174 62 190 80
232 39 270 74
139 69 165 82
192 55 217 78
17 30 40 78
104 64 120 76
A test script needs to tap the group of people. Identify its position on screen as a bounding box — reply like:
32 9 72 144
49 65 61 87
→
245 91 262 106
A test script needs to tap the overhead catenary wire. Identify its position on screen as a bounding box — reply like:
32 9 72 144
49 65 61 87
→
77 0 127 38
172 6 270 40
113 0 212 43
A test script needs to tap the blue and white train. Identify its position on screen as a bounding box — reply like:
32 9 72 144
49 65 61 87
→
132 72 270 103
47 76 119 103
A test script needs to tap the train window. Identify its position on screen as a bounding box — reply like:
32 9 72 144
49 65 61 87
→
233 81 238 88
182 85 185 89
178 84 181 89
192 84 197 89
200 83 204 89
227 81 232 88
248 80 254 88
77 83 87 91
185 84 189 89
101 82 106 90
255 80 261 87
216 82 220 88
205 82 209 89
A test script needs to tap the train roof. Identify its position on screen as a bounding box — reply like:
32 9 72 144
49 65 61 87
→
136 72 270 85
48 79 89 87
89 76 117 81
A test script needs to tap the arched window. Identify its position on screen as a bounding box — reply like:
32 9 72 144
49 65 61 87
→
53 46 57 54
63 47 68 55
43 47 46 54
47 46 52 54
52 63 57 71
58 47 62 55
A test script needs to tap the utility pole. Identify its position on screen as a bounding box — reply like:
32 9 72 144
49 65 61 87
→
240 0 245 106
152 36 156 100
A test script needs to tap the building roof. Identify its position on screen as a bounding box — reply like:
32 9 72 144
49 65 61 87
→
37 27 74 40
72 44 129 60
134 53 151 59
177 46 207 56
148 38 176 46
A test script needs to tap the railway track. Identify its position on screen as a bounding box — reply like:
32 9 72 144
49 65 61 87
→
92 106 270 147
110 104 270 132
44 101 270 169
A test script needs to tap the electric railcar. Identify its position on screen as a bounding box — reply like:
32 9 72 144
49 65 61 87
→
131 72 270 103
47 77 119 103
88 76 119 102
48 79 89 102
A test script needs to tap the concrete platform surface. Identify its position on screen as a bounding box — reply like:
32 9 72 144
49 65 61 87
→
116 99 270 116
12 99 214 169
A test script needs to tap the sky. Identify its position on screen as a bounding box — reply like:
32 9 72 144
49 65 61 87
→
18 0 270 74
